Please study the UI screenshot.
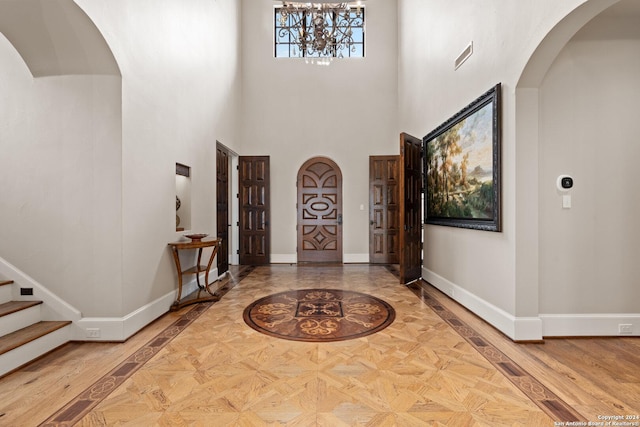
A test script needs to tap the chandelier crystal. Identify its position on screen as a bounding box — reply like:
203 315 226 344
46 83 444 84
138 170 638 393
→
277 1 365 59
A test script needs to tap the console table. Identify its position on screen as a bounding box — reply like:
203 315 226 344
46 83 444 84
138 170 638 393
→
168 238 221 311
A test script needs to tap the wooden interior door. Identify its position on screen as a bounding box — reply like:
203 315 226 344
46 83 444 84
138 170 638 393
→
216 144 229 274
399 133 423 283
239 156 270 265
369 156 399 264
297 157 343 263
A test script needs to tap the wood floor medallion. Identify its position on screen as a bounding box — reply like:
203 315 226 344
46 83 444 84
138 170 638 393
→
243 289 396 342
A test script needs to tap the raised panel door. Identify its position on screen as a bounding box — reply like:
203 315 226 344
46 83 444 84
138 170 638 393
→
399 133 423 283
369 155 399 264
239 156 270 265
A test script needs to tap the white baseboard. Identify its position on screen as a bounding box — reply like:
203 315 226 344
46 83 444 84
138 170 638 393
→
73 269 218 341
540 314 640 337
270 254 370 264
422 267 543 341
74 288 178 341
270 254 297 264
344 253 369 263
423 268 640 338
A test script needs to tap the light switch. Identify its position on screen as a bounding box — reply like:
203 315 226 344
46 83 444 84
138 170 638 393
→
562 195 571 209
359 204 365 211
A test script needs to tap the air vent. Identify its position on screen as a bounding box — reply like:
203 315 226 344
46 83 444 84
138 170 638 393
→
455 41 473 70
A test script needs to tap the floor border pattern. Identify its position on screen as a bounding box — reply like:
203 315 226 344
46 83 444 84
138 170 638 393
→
38 266 585 425
407 279 587 423
38 266 255 427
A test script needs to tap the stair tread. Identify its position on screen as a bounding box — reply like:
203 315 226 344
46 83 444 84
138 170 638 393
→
0 280 14 287
0 301 43 318
0 321 71 356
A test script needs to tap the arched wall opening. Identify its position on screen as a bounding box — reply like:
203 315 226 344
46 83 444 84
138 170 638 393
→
0 0 124 317
516 0 640 336
0 0 120 77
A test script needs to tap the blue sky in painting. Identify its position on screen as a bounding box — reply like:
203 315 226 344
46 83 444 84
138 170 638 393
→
451 103 493 176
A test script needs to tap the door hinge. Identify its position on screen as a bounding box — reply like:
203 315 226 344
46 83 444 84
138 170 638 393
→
236 193 239 198
236 221 240 226
236 249 240 255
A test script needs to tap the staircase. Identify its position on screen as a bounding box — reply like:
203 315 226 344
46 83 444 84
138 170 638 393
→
0 278 71 378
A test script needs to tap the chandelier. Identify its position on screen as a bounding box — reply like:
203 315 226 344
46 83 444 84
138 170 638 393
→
277 2 365 59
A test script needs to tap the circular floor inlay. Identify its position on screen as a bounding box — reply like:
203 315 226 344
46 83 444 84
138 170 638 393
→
243 289 395 342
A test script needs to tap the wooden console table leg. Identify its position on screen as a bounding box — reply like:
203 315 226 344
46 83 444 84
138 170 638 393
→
196 248 204 289
170 246 184 308
204 243 220 295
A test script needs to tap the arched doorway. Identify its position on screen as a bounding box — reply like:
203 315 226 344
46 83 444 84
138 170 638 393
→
515 0 636 335
297 157 343 263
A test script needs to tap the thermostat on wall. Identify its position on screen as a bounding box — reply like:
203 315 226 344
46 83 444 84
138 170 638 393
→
556 175 573 191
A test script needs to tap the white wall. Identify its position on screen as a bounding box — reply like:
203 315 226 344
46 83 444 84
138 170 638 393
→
1 0 242 320
398 0 600 339
76 0 242 315
240 0 399 262
399 0 640 338
539 10 640 315
399 0 585 313
0 33 123 316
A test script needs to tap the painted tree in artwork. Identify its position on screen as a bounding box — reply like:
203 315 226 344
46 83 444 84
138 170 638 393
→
426 103 494 219
425 140 439 214
436 122 463 203
460 152 469 187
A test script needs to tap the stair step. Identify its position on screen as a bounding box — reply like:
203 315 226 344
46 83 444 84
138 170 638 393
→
0 321 72 356
0 301 42 318
0 282 12 304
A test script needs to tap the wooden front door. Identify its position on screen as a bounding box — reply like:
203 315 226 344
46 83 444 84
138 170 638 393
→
399 133 423 283
369 156 400 264
216 144 229 274
239 156 270 265
297 157 343 263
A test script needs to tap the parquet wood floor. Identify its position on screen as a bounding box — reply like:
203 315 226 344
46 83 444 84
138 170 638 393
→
0 265 637 426
412 280 640 422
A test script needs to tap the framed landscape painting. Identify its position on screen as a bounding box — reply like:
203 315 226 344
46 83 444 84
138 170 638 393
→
423 83 501 232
